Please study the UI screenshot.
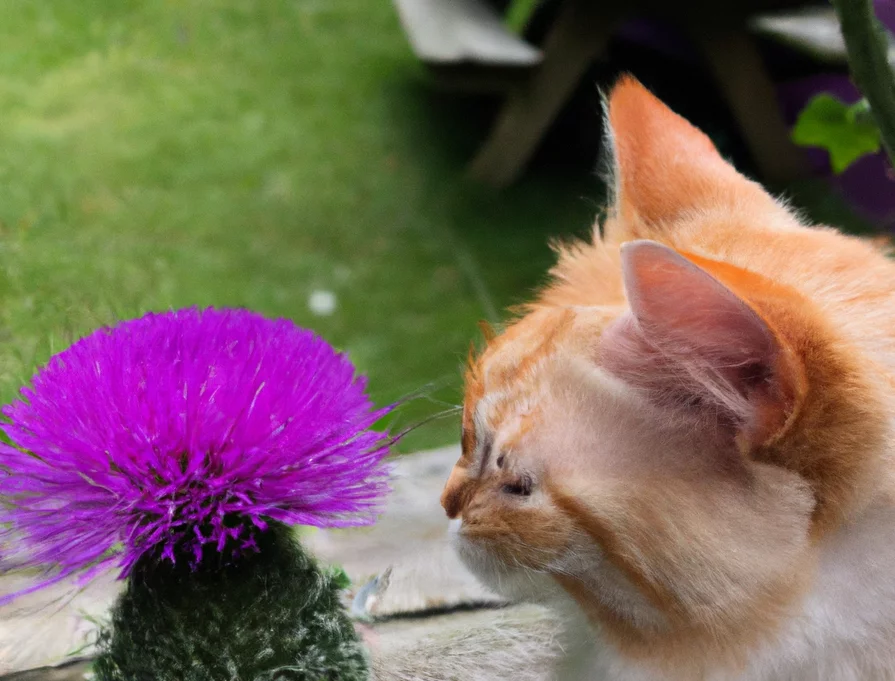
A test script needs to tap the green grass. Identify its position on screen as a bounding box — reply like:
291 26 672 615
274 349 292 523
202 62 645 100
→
0 0 597 453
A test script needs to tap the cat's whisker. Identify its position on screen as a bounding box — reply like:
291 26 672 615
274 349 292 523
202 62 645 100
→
390 406 463 441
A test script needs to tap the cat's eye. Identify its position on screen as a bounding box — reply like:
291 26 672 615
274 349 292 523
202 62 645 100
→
502 475 532 497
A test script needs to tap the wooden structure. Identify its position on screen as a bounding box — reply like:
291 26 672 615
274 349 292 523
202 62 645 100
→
391 0 860 188
750 5 895 66
392 0 542 93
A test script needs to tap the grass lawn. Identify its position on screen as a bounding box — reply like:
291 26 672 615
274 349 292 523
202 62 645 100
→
0 1 874 454
0 0 600 453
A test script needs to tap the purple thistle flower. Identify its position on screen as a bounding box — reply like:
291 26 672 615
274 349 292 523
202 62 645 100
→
0 307 394 599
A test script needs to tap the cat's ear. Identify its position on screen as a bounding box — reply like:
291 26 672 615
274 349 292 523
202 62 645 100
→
602 76 775 239
602 240 802 448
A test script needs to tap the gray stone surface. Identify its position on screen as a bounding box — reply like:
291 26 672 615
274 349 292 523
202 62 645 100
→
0 446 558 680
0 660 91 681
370 604 558 681
0 572 118 675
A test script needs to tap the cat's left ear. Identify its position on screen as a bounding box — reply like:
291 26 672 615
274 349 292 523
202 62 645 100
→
602 241 804 448
602 76 780 241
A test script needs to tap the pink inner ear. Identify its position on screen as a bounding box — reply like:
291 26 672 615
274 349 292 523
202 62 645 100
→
602 241 780 432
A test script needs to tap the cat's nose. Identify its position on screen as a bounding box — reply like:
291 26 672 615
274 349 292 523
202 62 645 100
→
441 463 472 519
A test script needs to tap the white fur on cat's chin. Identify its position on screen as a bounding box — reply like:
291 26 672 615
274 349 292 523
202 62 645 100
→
452 518 666 630
450 524 559 605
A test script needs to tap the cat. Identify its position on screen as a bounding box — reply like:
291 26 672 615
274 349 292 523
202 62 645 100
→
440 76 895 681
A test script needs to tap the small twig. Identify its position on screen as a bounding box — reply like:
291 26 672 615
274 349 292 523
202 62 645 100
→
831 0 895 166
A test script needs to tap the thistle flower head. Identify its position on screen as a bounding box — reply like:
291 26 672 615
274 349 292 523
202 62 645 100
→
0 308 393 596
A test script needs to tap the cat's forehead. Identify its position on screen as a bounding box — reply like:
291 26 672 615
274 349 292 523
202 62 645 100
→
461 306 620 460
462 310 571 450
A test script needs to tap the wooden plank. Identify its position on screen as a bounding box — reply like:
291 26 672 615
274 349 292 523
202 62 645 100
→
750 6 895 65
468 0 621 187
423 63 533 94
392 0 542 66
696 25 808 185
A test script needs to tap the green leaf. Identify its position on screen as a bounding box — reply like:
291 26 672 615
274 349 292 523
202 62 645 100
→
792 94 881 173
330 564 352 590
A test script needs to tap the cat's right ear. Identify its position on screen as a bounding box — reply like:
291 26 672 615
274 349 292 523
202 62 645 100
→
601 241 804 449
601 76 777 242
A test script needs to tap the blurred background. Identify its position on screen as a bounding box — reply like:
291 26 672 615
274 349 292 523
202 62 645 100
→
0 0 890 454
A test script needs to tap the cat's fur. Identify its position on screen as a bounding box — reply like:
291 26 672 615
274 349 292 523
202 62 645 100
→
440 76 895 680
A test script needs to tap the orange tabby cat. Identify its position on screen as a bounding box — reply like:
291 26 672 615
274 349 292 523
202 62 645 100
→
441 76 895 680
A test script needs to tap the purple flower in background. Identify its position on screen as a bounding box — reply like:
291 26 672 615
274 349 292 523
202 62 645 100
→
0 308 393 597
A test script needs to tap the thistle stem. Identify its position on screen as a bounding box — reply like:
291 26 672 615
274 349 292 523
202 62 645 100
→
831 0 895 166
